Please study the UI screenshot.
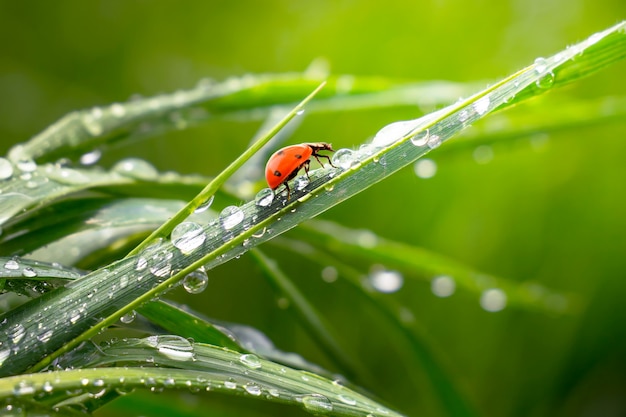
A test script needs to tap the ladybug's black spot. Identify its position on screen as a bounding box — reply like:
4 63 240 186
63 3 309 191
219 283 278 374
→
273 170 282 177
295 154 303 159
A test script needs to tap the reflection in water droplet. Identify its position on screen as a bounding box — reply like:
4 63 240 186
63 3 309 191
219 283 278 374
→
294 175 310 191
113 158 159 181
182 268 209 294
480 288 507 312
16 158 37 173
171 222 206 254
194 196 214 213
431 275 456 297
220 206 244 230
534 57 548 73
255 188 274 207
7 323 26 344
0 158 14 180
244 383 262 396
427 134 441 149
332 148 355 170
473 145 494 164
301 394 334 414
338 394 357 406
414 159 437 179
120 311 137 324
224 380 237 389
369 269 403 293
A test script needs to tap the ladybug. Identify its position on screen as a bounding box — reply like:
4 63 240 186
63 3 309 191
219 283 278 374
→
265 142 335 200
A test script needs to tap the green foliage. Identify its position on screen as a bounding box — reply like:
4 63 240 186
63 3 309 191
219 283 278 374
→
0 5 625 417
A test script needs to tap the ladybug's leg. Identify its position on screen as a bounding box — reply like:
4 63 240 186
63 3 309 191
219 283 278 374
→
284 181 291 201
312 153 336 168
303 159 311 180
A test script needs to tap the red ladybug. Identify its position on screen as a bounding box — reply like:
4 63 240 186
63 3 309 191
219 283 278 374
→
265 142 335 200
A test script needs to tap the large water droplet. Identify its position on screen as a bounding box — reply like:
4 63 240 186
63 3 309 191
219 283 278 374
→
4 259 19 270
255 188 274 207
480 288 507 312
431 275 456 297
239 353 262 369
0 158 14 180
369 269 403 293
113 158 159 181
337 394 357 406
148 250 173 278
151 335 195 361
414 159 437 179
426 134 442 149
46 166 90 185
171 222 206 254
300 394 334 414
372 119 421 147
220 206 244 230
182 267 209 294
534 57 549 73
332 148 356 170
22 267 37 278
535 72 555 89
16 158 36 173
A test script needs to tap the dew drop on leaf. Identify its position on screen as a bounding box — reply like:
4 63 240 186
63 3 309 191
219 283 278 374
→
182 268 209 294
171 222 206 254
220 206 244 230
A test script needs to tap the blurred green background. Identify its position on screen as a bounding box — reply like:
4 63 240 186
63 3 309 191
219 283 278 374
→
1 1 626 417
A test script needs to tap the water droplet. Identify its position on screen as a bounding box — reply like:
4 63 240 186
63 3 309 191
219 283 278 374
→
244 383 262 396
182 268 209 294
224 380 237 389
372 119 421 147
255 188 275 207
82 111 104 136
8 323 25 344
536 72 555 89
152 335 195 361
80 149 102 166
296 109 305 116
301 394 333 414
4 259 19 270
46 166 90 185
239 353 262 369
414 159 437 179
321 266 338 283
119 275 129 289
37 329 54 343
473 145 494 164
332 148 355 170
473 96 490 116
135 257 148 271
534 57 549 73
369 269 403 293
338 394 357 406
426 134 441 149
148 250 173 278
21 267 37 278
172 222 206 254
294 175 310 191
220 206 244 230
0 158 14 180
113 158 159 181
431 275 456 297
16 158 36 173
0 349 10 366
42 381 54 393
410 129 430 147
194 196 214 213
13 380 36 396
120 311 136 324
69 310 81 324
480 288 507 312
